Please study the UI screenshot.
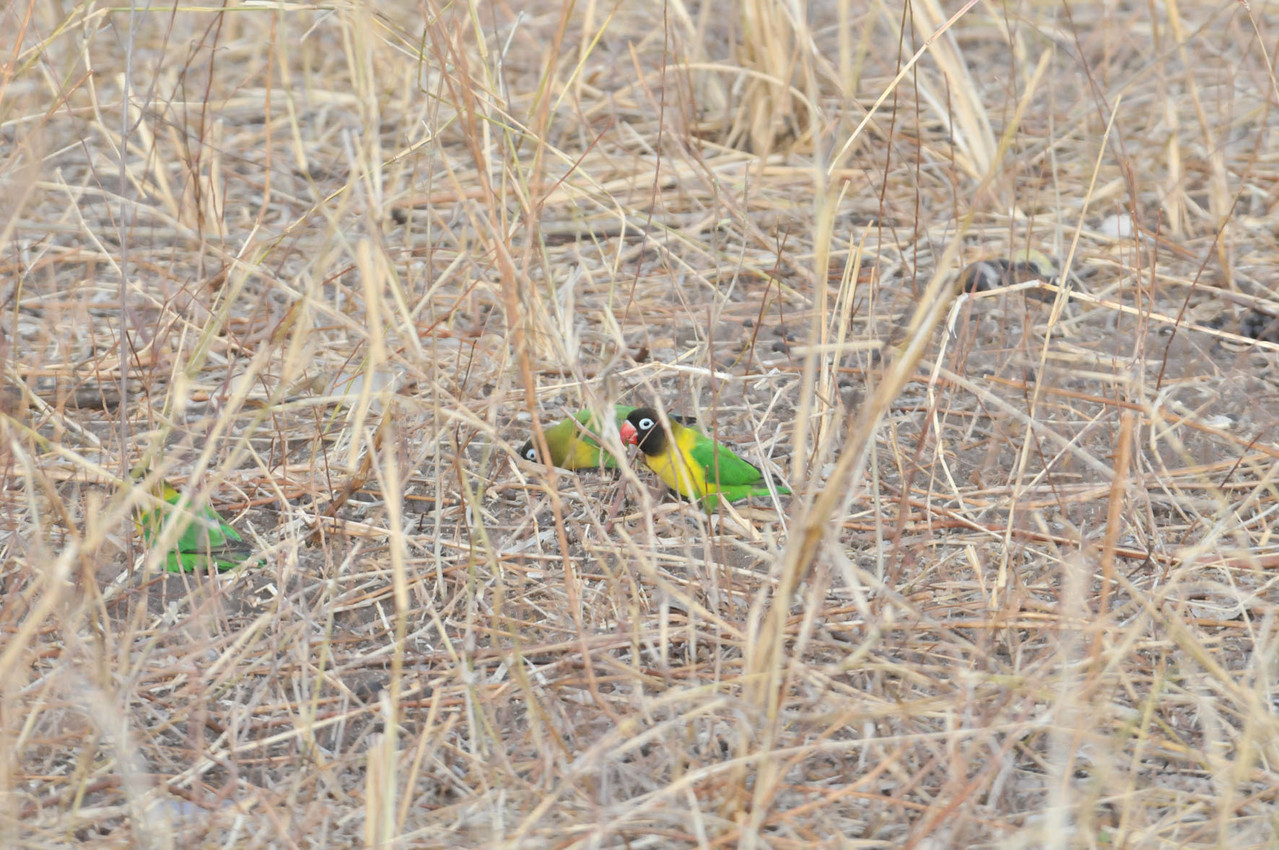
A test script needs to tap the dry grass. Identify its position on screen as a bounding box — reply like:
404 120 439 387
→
3 0 1279 847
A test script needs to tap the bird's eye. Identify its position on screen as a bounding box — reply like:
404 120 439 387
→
638 417 655 430
523 446 537 460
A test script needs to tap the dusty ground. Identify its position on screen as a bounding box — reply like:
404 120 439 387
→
3 0 1279 847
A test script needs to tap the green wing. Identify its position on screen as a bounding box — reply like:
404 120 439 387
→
183 503 243 551
685 431 764 487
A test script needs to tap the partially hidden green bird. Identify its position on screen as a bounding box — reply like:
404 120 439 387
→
619 407 790 509
518 405 637 471
955 249 1061 296
132 467 254 573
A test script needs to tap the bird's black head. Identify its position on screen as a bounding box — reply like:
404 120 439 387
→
517 439 539 462
622 407 667 456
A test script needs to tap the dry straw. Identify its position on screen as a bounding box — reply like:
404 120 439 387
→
2 0 1278 847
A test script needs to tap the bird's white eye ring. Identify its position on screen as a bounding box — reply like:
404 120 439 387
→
638 417 655 430
524 446 537 460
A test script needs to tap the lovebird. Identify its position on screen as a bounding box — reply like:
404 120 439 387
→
518 405 637 470
956 249 1060 294
133 469 254 573
619 407 790 508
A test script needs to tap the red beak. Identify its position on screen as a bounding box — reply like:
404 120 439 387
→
619 421 638 445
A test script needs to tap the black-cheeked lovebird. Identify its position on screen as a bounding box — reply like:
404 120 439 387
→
619 407 789 509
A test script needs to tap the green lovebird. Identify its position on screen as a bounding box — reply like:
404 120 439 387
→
518 405 635 470
133 470 254 573
619 407 790 509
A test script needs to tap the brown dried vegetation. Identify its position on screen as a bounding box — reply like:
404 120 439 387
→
2 1 1278 847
